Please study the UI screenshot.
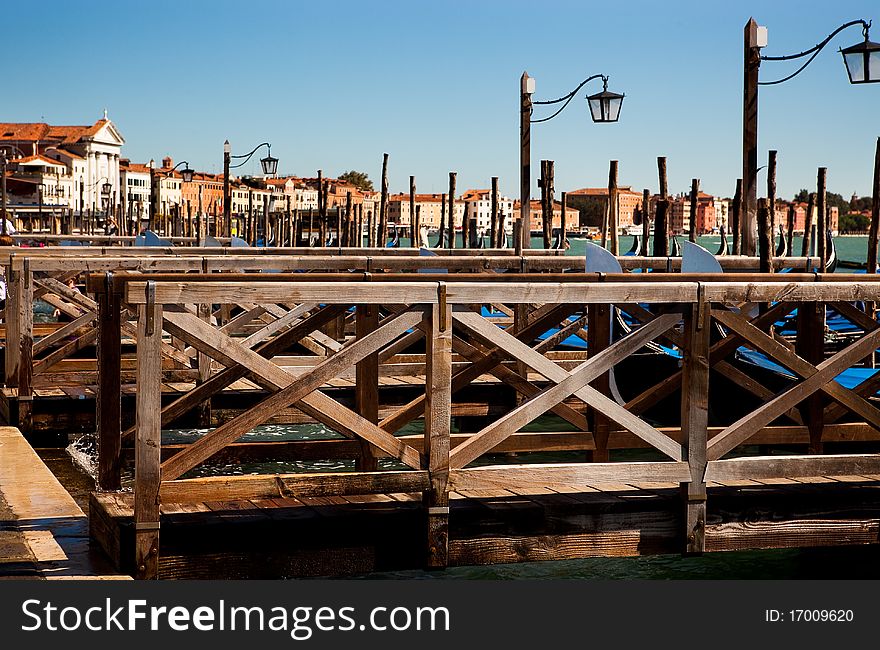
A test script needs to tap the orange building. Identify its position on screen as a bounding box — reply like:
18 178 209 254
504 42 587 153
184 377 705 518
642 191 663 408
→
565 186 643 229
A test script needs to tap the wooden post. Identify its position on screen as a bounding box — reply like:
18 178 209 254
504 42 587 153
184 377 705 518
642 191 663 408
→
460 203 469 248
134 292 162 580
742 17 761 256
197 186 205 244
817 167 827 269
757 198 773 273
689 178 699 242
355 305 379 471
868 137 880 274
785 204 795 257
345 191 352 248
767 150 777 237
365 206 372 248
4 264 21 388
801 193 815 258
560 191 567 249
641 188 651 256
540 160 551 249
513 219 522 256
520 71 532 251
262 194 269 246
490 176 498 248
604 160 618 252
448 172 456 250
438 192 447 249
653 199 669 256
587 303 611 462
407 175 415 247
731 179 742 255
681 302 709 555
17 260 33 436
97 273 122 490
424 298 451 568
657 156 668 199
797 301 824 454
379 154 389 247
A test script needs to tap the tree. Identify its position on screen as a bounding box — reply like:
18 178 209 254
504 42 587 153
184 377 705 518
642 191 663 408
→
338 170 373 192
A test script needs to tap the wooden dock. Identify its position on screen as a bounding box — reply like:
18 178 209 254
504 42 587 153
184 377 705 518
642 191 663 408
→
4 246 880 578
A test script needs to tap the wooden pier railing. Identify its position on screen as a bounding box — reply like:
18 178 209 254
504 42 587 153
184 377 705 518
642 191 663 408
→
77 272 880 578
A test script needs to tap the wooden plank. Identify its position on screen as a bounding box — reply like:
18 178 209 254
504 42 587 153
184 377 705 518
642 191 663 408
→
444 282 698 305
159 470 430 503
450 311 682 467
135 299 163 580
449 462 691 492
160 309 422 480
425 301 452 567
126 281 440 305
703 281 880 303
706 454 880 481
707 327 880 460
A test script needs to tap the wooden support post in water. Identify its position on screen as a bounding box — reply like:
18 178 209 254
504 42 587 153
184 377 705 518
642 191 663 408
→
587 303 611 462
355 305 379 472
689 178 699 242
424 298 451 568
817 167 827 269
540 160 552 249
641 188 651 256
869 137 880 274
658 156 668 199
409 176 417 248
262 194 269 246
606 160 618 253
491 176 498 248
135 293 162 580
768 150 777 237
379 153 389 247
653 200 669 256
757 198 773 273
438 193 447 249
560 191 567 249
97 273 122 490
4 264 21 388
786 204 795 257
681 302 709 555
448 172 456 250
732 179 742 255
801 193 815 258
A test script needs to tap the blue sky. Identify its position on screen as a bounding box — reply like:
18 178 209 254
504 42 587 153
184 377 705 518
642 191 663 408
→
5 0 879 199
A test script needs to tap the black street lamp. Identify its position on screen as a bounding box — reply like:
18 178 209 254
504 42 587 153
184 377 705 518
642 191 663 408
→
222 141 277 238
520 72 623 249
741 18 878 255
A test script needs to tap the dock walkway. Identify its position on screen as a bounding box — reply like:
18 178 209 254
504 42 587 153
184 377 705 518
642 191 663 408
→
0 427 127 579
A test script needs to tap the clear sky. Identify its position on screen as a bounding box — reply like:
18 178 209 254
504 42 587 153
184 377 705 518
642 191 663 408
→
5 0 879 200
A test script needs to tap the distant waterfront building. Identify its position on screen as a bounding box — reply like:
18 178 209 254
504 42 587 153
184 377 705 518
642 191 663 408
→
566 186 642 230
459 189 514 234
387 193 464 231
0 114 125 217
119 159 151 227
512 199 578 233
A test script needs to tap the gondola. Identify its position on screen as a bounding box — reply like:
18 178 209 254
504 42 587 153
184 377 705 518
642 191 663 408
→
716 225 728 256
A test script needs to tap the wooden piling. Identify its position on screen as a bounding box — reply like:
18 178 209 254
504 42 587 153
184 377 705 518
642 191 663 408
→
801 193 815 258
97 273 122 490
867 137 880 274
817 167 827 269
606 160 618 253
768 150 777 237
491 177 498 249
689 178 699 242
653 199 669 256
379 154 389 247
786 204 795 257
587 303 611 462
448 172 456 250
410 175 417 248
560 191 567 249
641 188 651 256
757 198 773 273
732 179 742 255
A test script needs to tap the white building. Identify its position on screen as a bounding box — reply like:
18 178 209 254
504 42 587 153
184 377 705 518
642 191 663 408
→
460 189 514 234
119 159 151 226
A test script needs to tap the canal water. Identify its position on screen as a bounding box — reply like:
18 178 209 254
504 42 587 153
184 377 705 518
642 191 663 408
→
50 234 880 578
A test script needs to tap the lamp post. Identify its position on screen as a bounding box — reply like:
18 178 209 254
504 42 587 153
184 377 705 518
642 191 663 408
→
742 17 878 255
520 72 623 250
222 141 277 238
0 145 26 236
